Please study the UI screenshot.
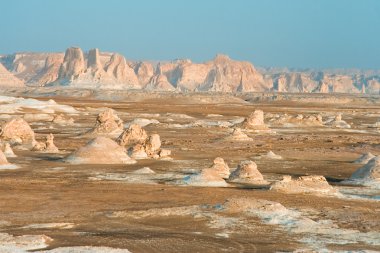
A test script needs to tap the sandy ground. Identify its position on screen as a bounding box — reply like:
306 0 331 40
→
0 89 380 252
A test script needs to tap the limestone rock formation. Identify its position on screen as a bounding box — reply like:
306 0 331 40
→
146 74 175 91
89 109 124 136
65 137 136 164
58 47 86 81
144 134 161 156
269 113 324 127
0 62 24 87
0 118 36 148
354 152 376 164
105 53 140 88
242 110 271 132
223 128 253 141
183 158 230 187
134 62 155 87
29 54 64 86
129 144 148 159
325 113 351 129
116 124 148 146
33 134 59 153
228 160 268 185
270 175 338 195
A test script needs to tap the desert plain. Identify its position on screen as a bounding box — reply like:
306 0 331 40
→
0 87 379 252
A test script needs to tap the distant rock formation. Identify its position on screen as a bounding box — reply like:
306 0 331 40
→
1 46 379 93
33 133 59 153
0 62 24 87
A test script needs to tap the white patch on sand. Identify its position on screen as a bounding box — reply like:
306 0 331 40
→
0 164 19 170
21 223 74 229
0 96 78 114
124 118 160 128
0 232 52 252
90 172 180 185
42 246 132 252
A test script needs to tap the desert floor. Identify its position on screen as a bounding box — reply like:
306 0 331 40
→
0 89 379 252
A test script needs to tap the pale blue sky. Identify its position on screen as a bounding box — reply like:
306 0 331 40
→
1 0 379 68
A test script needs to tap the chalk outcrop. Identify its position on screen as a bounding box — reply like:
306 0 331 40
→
270 175 338 195
117 124 148 146
184 157 230 187
89 109 124 136
32 134 59 153
0 118 36 148
64 137 135 164
0 62 24 87
228 160 268 185
223 128 253 141
325 113 351 129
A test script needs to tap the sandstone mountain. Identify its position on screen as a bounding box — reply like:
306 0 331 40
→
0 47 379 94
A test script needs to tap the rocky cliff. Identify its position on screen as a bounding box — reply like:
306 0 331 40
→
0 47 379 94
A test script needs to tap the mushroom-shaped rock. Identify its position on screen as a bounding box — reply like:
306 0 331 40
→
144 134 161 156
223 128 252 141
3 143 16 157
348 156 380 182
64 137 136 164
270 175 337 195
116 124 148 146
89 109 124 136
228 160 268 185
354 152 376 164
0 118 36 148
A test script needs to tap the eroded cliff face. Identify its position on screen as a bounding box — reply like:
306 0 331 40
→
0 47 379 94
0 62 24 87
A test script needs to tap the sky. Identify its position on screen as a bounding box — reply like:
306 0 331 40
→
1 0 380 69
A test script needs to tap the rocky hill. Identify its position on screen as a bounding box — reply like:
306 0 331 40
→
0 47 379 94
